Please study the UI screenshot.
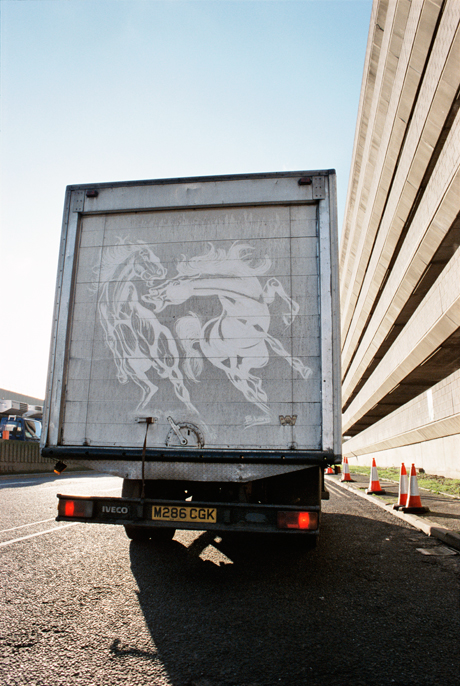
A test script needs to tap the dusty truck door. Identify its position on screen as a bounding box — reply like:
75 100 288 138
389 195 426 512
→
43 171 341 490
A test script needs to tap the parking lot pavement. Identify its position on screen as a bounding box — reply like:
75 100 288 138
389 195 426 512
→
2 469 459 552
326 471 460 551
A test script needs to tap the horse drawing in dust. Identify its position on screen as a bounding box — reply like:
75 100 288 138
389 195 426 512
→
142 243 311 427
97 239 199 414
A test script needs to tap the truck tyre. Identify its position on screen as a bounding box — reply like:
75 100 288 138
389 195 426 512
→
124 525 151 542
303 536 317 551
122 479 175 543
124 524 175 542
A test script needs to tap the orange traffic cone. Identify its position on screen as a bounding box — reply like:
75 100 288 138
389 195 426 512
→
393 463 408 510
341 457 354 482
325 466 334 474
366 458 385 494
401 464 429 513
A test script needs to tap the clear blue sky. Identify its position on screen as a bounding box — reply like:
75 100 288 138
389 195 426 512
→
0 0 372 399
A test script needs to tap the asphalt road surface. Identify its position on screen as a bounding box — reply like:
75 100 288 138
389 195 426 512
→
1 472 459 686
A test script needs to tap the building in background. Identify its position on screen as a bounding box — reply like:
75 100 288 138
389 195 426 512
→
340 0 459 478
0 389 44 407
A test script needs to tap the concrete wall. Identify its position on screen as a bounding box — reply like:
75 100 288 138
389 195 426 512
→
340 0 460 477
344 370 460 477
0 440 54 475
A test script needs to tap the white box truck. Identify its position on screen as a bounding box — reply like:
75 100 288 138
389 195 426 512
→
42 170 341 545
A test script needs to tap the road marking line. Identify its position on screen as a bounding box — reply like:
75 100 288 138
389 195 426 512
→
38 480 120 491
327 483 351 499
0 476 119 490
0 523 79 548
328 486 351 498
0 481 41 487
0 518 56 534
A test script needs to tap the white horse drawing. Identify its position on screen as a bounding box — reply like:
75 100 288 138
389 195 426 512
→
97 239 199 414
142 243 311 427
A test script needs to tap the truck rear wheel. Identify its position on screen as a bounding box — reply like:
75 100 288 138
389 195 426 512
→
122 479 175 543
124 524 175 542
124 525 150 542
303 536 317 550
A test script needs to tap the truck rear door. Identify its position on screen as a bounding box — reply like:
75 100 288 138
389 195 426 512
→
43 171 341 467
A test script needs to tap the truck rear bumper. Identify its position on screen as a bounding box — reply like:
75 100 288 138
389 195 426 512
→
43 447 341 483
56 494 320 536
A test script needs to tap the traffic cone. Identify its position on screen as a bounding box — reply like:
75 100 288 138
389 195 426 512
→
341 457 354 482
401 464 429 513
325 466 334 474
366 458 385 494
393 463 408 510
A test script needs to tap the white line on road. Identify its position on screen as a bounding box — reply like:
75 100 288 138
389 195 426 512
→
0 477 119 491
0 480 41 487
327 483 352 499
0 518 56 534
0 523 79 548
36 480 121 491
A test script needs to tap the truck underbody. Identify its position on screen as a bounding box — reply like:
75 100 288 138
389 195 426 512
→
56 465 328 544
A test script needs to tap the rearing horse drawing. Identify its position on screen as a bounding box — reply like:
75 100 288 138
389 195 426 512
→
97 239 199 414
142 243 311 427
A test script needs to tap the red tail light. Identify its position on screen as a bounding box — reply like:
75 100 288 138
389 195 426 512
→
65 500 75 517
277 511 318 530
59 499 94 518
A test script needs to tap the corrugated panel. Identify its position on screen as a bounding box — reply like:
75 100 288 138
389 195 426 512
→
63 204 322 451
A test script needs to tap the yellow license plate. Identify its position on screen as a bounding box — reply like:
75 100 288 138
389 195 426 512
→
151 505 217 523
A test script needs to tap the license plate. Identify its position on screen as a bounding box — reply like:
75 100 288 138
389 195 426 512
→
151 505 217 523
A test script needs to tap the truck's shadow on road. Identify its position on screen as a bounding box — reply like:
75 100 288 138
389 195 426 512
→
122 511 459 686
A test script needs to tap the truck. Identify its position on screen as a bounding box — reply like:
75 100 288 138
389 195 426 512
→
41 170 341 546
1 400 43 441
0 416 42 442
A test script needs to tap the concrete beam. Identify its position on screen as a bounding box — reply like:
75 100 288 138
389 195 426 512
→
343 106 460 404
343 245 460 432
